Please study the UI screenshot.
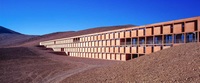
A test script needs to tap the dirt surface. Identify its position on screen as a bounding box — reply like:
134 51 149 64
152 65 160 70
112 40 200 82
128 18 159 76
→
0 46 119 83
62 43 200 83
0 26 36 47
0 34 35 47
0 47 75 83
0 25 132 83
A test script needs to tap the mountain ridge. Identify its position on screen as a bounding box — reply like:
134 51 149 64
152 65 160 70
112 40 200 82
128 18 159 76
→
0 26 21 34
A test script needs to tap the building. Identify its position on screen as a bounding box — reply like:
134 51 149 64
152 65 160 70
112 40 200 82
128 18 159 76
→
40 16 200 61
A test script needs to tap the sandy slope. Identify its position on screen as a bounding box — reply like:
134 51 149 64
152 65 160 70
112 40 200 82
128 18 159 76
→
0 47 76 83
0 33 35 47
61 43 200 83
0 46 119 83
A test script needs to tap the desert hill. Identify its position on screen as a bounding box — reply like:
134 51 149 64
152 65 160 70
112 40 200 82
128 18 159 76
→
16 31 76 47
62 43 200 83
72 24 135 37
0 26 35 47
0 26 21 34
1 25 135 47
17 24 135 47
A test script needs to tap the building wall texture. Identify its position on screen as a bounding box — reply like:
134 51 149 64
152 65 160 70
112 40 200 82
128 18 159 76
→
40 16 200 61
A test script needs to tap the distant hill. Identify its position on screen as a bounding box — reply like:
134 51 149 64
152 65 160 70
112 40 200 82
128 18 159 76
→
0 26 21 34
67 24 135 38
18 24 136 47
0 26 36 47
0 24 136 47
17 31 76 47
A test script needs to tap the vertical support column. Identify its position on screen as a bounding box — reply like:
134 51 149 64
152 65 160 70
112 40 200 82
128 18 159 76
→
161 25 164 46
152 35 155 53
198 32 200 43
184 33 186 43
172 24 174 45
125 35 127 46
145 27 147 45
137 29 140 57
144 27 147 55
184 22 186 43
130 33 132 59
198 19 200 42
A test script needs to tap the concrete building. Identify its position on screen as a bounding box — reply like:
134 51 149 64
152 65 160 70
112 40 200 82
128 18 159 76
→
40 16 200 61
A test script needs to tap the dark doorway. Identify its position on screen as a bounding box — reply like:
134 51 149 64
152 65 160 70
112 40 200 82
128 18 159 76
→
61 48 64 52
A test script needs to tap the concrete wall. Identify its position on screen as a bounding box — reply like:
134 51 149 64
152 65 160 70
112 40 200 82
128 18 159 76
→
138 47 144 54
145 46 152 54
138 29 144 36
185 22 195 32
154 26 161 35
163 25 171 34
125 47 131 53
116 54 121 60
120 31 125 38
146 27 152 36
131 30 137 37
174 24 182 33
40 16 200 61
154 46 161 52
125 31 131 38
111 54 116 60
131 47 137 53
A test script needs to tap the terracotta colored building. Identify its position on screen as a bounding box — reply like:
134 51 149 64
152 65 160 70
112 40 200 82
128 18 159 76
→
40 16 200 61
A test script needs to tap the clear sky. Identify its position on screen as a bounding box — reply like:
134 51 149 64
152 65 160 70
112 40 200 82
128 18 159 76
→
0 0 200 35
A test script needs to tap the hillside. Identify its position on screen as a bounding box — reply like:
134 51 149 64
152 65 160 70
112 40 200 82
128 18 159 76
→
62 43 200 83
0 25 135 47
0 26 21 34
0 26 35 47
17 31 76 47
71 24 135 37
18 24 135 47
0 47 77 83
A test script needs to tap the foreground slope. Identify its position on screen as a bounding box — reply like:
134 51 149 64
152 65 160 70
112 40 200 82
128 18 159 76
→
62 43 200 83
0 46 118 83
0 47 77 83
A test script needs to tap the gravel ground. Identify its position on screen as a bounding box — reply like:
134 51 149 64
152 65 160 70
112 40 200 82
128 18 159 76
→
0 47 76 83
0 47 119 83
61 43 200 83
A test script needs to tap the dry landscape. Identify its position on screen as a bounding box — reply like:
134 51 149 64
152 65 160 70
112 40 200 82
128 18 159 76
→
0 26 200 83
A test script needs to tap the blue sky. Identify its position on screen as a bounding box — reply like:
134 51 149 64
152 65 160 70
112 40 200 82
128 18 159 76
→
0 0 200 35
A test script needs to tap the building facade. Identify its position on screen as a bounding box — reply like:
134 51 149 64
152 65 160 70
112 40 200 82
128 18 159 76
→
40 16 200 61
